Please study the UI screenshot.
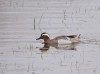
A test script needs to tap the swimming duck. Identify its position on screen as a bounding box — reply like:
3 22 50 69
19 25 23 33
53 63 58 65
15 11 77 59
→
36 32 80 45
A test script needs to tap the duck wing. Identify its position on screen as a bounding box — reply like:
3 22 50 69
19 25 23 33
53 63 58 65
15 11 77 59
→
67 35 77 38
54 35 77 40
54 35 69 40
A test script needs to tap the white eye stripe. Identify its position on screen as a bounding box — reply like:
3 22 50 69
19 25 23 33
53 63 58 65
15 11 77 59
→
42 34 50 37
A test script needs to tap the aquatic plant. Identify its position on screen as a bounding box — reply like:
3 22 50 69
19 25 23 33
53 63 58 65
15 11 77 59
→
33 14 43 32
38 14 43 32
34 18 36 30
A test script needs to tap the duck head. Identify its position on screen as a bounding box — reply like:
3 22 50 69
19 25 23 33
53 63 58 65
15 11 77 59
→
36 32 50 43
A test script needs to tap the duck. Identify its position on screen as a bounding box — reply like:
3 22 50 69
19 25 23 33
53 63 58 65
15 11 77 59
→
36 32 81 45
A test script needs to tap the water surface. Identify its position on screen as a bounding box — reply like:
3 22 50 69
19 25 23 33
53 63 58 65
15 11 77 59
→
0 0 100 74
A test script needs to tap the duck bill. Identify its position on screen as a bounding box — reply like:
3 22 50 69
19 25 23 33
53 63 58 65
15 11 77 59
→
36 37 41 40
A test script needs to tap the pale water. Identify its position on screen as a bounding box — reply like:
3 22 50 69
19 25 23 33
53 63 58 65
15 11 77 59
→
0 0 100 74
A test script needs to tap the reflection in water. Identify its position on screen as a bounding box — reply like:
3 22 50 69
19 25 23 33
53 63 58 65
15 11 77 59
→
39 43 78 52
40 44 50 52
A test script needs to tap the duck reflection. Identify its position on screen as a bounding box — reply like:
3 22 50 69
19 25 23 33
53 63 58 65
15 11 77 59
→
39 43 50 52
39 43 77 52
